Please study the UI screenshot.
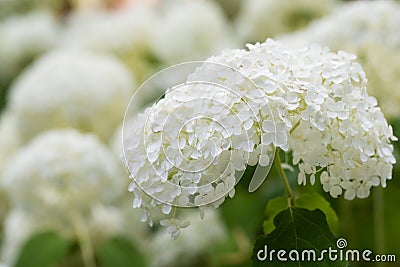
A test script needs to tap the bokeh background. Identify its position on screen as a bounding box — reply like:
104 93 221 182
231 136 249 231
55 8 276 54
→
0 0 399 266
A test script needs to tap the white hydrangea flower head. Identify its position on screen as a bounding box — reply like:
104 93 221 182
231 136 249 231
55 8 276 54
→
0 11 59 84
9 49 135 143
124 61 276 235
61 6 159 82
124 39 396 237
2 130 124 218
149 208 226 267
279 0 400 118
205 39 396 200
150 0 237 64
235 0 335 43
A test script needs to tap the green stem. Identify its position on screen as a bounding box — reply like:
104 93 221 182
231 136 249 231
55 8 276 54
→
71 213 96 267
290 120 300 134
373 187 386 267
274 148 294 204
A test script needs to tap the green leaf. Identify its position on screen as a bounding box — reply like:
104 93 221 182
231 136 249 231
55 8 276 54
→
253 207 348 267
14 231 70 267
295 192 339 234
97 236 147 267
262 196 287 234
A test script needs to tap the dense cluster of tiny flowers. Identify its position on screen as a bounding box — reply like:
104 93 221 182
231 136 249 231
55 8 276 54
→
235 0 335 43
206 39 396 200
124 39 396 237
1 130 124 217
124 63 276 236
8 49 135 143
279 0 400 118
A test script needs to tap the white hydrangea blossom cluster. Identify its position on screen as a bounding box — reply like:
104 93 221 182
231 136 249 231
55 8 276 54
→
235 0 335 43
207 40 396 200
150 0 236 64
1 130 124 218
124 63 277 236
124 39 396 237
0 11 59 85
279 0 400 118
9 49 134 143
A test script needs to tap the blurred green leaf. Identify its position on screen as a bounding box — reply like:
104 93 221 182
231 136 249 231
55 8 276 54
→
14 231 69 267
295 192 339 234
253 207 347 267
97 236 147 267
262 196 287 234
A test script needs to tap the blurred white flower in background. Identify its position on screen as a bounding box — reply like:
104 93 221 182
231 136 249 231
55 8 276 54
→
149 208 226 267
150 0 237 64
0 11 59 86
2 129 124 218
8 49 135 143
279 0 400 118
88 205 125 242
235 0 336 43
0 129 143 265
62 0 238 82
88 203 150 245
0 204 149 265
61 5 159 82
